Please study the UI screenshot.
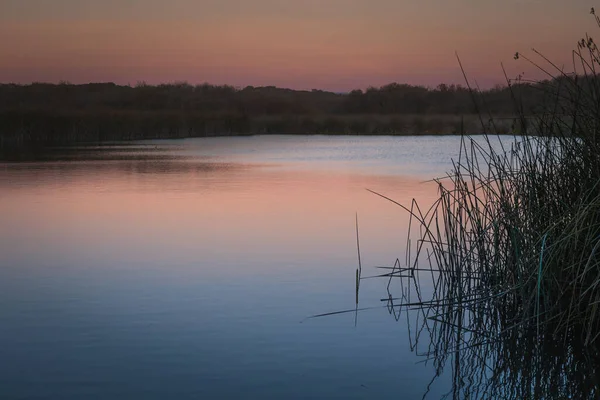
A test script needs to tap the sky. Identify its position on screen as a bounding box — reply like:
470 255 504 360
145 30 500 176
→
0 0 596 91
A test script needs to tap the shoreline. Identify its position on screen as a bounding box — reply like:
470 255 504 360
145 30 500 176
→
0 111 514 147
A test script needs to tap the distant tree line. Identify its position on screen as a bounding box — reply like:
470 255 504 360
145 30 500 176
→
0 80 566 154
0 81 549 115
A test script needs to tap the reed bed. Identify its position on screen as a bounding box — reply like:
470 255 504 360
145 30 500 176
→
367 9 600 399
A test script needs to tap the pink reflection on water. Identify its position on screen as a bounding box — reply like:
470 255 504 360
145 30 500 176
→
0 159 439 278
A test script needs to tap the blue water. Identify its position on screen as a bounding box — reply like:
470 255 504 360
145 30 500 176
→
0 135 494 399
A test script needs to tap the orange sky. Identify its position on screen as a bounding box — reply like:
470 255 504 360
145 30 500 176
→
0 1 596 90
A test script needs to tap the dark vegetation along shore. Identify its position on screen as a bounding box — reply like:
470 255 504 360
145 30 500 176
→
0 77 553 157
356 9 600 399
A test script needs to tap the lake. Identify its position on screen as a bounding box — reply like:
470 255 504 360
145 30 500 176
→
0 135 475 399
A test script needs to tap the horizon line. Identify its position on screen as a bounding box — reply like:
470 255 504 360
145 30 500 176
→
0 79 518 93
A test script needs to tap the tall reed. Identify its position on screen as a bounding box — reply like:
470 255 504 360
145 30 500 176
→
372 9 600 399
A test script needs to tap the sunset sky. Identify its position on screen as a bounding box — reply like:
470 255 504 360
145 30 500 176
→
0 1 596 91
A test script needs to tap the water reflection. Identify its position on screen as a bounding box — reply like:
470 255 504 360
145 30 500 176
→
371 235 600 399
0 142 180 162
1 137 452 399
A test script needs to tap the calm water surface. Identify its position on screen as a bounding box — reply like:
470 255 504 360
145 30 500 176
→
0 135 482 399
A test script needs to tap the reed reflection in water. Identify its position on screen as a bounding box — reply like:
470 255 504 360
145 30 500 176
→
359 135 600 399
